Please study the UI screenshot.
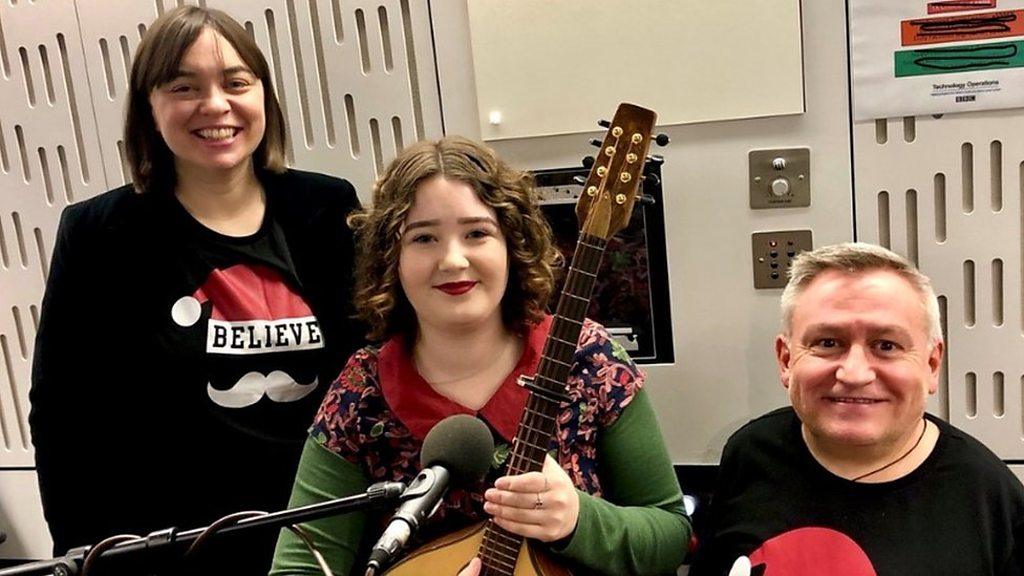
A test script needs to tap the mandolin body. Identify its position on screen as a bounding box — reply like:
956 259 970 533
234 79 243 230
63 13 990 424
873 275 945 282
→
384 521 572 576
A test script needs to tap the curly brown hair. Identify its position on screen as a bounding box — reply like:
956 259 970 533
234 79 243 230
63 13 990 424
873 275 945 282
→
350 136 561 341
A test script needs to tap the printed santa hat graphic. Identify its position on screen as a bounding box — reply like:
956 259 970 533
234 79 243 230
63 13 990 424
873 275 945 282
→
730 527 876 576
171 263 323 408
172 263 316 325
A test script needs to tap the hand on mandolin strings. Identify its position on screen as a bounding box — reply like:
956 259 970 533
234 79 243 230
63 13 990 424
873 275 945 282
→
483 455 581 542
457 557 482 576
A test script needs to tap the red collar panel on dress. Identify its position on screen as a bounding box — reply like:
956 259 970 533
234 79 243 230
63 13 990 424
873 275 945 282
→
378 316 553 441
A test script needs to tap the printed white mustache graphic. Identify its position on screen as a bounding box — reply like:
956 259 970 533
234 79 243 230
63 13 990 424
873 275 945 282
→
207 370 318 408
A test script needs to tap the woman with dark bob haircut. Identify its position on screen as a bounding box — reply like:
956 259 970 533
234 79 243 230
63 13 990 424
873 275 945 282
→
30 6 363 574
272 137 691 575
124 6 288 195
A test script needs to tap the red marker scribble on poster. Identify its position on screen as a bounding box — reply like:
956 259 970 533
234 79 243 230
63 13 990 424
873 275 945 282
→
902 9 1023 46
928 0 997 15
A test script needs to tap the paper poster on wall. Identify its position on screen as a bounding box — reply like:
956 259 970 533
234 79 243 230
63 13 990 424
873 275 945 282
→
850 0 1024 120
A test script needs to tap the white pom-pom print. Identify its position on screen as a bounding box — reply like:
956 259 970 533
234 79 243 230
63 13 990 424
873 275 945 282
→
171 296 202 327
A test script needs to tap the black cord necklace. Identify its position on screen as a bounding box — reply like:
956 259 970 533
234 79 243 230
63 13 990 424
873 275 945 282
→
852 418 928 482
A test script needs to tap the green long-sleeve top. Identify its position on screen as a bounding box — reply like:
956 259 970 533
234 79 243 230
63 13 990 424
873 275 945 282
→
271 319 690 575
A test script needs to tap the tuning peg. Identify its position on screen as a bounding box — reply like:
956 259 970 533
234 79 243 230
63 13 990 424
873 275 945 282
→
598 119 611 128
646 153 665 166
588 138 602 147
636 194 656 206
653 133 670 147
641 173 661 188
573 175 587 185
582 155 595 169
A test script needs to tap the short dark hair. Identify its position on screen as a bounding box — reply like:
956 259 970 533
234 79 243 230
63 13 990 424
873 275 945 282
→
781 242 942 343
349 136 562 341
124 6 287 194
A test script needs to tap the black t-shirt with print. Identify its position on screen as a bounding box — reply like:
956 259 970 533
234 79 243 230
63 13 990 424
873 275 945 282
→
159 191 329 444
30 169 363 573
690 407 1024 576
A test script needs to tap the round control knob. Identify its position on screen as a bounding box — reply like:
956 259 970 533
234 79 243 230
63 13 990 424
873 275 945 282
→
770 177 791 197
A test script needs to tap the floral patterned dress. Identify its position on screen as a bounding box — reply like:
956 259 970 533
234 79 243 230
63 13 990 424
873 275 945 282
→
309 315 643 540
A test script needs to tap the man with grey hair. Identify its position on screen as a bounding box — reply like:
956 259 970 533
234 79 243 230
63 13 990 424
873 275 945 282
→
691 242 1024 576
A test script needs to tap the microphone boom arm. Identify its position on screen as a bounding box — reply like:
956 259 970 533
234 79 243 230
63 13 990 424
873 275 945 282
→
0 481 407 576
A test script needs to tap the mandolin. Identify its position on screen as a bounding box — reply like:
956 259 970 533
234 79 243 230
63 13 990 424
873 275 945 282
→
385 102 658 576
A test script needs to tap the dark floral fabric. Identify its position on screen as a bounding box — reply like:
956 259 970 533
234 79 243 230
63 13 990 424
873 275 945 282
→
309 317 643 536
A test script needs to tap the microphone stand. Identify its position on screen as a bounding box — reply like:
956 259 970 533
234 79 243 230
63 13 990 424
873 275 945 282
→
0 481 406 576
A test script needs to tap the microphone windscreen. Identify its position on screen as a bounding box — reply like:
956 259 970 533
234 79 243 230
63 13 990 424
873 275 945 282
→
420 414 495 486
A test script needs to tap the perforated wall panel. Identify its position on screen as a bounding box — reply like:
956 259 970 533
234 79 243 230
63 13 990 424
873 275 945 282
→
0 0 108 469
854 113 1024 458
73 0 442 192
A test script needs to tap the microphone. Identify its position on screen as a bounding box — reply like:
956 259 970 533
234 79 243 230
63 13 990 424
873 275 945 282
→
365 414 494 575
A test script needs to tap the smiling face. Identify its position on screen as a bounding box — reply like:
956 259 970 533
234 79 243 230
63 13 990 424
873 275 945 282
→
776 269 943 455
148 27 265 181
397 176 510 335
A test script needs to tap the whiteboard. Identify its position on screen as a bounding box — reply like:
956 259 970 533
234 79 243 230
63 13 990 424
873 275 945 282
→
467 0 806 140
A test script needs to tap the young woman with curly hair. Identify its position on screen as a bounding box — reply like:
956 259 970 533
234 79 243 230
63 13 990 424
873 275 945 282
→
272 137 690 576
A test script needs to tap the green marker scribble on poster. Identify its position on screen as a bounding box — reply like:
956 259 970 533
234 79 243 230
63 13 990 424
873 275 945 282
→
895 41 1024 77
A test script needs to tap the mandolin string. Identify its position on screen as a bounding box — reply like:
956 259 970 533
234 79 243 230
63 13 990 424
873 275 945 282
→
493 397 542 574
494 236 601 570
481 195 614 574
481 394 540 573
482 298 578 571
481 194 582 574
482 117 646 575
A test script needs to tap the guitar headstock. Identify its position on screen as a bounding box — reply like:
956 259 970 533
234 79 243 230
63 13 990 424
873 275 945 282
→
576 103 658 239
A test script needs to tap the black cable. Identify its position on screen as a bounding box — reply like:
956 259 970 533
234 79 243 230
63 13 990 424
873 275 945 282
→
80 534 139 576
184 510 268 559
286 524 333 576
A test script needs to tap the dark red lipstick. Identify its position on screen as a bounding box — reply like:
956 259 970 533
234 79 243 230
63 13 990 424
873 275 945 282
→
435 281 477 295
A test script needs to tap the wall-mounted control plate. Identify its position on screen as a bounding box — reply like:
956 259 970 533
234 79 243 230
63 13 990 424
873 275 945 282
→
749 148 810 209
752 230 813 289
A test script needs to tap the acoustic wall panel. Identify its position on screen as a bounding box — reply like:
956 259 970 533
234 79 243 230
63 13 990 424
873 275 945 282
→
854 112 1024 458
73 0 442 194
0 0 108 469
74 0 159 190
